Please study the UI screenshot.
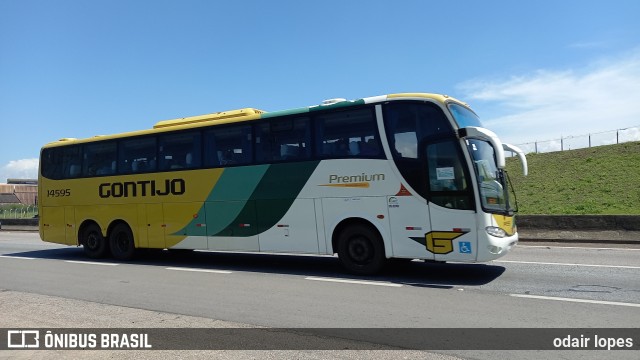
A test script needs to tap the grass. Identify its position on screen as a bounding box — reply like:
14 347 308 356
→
505 141 640 215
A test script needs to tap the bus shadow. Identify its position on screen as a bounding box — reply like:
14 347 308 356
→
7 248 505 287
6 247 87 261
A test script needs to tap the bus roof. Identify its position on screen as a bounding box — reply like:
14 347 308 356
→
42 93 470 148
153 108 267 129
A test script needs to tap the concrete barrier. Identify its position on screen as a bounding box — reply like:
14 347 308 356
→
517 215 640 231
517 215 640 244
0 218 38 226
0 218 38 231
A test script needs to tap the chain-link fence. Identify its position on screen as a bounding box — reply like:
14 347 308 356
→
514 125 640 154
0 204 38 219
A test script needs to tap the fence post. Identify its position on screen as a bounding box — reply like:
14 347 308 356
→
535 141 538 153
617 130 619 144
589 134 591 148
561 137 564 151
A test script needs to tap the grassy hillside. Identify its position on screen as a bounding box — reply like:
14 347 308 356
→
505 141 640 215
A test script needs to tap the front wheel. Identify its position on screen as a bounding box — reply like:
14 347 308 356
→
337 224 386 275
109 223 136 260
81 223 108 259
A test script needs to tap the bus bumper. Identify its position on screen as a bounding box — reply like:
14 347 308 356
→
476 232 518 262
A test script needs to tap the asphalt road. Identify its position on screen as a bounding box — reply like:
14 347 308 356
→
1 231 639 359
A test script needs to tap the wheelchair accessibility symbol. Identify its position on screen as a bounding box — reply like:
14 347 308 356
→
459 241 472 254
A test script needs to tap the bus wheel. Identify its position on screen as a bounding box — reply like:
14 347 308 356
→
109 223 136 261
337 224 385 275
81 223 108 259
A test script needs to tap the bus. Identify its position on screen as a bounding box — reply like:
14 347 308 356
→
39 93 528 274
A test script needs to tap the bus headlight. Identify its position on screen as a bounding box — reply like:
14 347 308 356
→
485 226 506 238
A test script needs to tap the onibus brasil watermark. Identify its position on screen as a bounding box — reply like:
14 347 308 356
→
6 330 151 349
3 328 639 350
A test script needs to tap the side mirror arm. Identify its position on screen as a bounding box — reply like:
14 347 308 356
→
503 143 528 176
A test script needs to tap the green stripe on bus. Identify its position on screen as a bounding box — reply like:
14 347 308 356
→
207 165 270 202
211 161 320 237
174 165 269 236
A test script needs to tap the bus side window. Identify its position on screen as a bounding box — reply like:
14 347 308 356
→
315 108 380 159
383 102 452 158
255 117 310 163
41 148 63 180
83 141 117 177
61 146 81 179
68 163 81 178
204 130 219 167
360 138 380 156
118 137 157 174
382 101 455 199
254 123 274 162
159 131 201 171
204 125 252 167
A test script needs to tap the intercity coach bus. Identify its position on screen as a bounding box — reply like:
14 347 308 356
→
39 93 528 274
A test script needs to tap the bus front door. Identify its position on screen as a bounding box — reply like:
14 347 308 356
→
425 139 478 262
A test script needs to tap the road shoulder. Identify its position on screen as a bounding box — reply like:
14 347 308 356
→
0 290 457 360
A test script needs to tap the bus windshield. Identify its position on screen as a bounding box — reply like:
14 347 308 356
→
466 139 515 214
448 103 482 128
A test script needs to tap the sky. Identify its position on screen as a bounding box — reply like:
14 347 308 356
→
1 0 640 182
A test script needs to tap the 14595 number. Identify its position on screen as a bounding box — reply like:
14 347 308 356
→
47 189 71 197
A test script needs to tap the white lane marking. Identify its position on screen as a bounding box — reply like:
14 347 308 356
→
0 255 36 260
510 294 640 308
494 260 640 269
166 267 232 274
519 245 640 251
64 260 119 266
305 276 402 287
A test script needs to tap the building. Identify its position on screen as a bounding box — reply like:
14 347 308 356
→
0 193 21 204
0 179 38 206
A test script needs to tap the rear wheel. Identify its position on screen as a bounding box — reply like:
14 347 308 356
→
81 223 108 259
337 224 386 275
109 223 136 260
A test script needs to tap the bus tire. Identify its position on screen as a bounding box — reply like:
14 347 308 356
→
109 223 136 261
337 224 386 275
81 223 108 259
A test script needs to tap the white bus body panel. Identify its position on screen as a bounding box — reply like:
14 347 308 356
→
387 195 433 260
258 198 319 254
